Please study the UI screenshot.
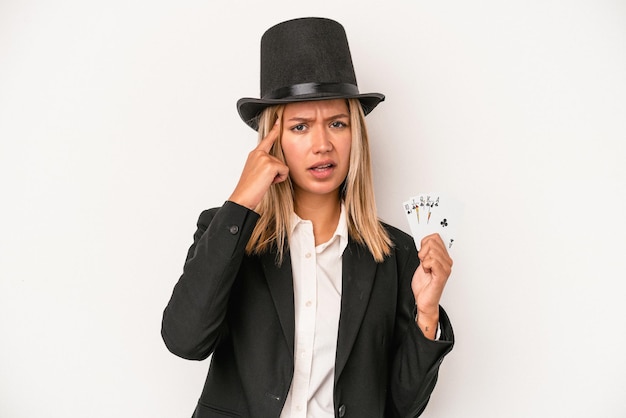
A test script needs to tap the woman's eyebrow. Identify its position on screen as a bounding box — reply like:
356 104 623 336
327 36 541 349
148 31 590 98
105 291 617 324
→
326 113 349 121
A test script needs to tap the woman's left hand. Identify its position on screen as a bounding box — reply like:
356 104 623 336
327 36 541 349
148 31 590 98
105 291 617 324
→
411 234 453 338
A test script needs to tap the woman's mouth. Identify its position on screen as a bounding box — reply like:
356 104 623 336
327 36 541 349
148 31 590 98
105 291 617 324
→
311 163 334 171
308 161 336 178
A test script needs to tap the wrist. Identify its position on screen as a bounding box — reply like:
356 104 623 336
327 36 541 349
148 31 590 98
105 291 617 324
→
415 308 439 340
416 305 439 321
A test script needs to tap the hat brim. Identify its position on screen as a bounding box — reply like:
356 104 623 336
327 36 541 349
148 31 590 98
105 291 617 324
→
237 92 385 131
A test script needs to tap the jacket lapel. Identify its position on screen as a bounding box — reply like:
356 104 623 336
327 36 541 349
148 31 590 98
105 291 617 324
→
261 251 295 356
334 239 378 381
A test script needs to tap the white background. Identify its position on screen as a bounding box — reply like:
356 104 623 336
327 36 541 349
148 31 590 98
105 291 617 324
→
1 1 625 417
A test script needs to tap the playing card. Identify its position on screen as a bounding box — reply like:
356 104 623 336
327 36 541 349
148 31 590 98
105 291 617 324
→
402 193 462 253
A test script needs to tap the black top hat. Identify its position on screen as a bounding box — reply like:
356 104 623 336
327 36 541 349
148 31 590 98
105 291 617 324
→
237 17 385 130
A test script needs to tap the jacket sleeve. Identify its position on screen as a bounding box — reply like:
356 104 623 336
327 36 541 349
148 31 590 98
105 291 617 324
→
161 201 260 360
387 235 455 418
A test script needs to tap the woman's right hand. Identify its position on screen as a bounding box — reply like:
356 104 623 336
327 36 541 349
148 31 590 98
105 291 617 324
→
228 118 289 211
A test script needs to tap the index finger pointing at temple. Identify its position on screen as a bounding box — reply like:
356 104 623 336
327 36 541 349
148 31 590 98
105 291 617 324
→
256 118 281 153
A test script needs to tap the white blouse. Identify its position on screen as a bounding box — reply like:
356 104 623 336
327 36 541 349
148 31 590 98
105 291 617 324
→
280 205 348 418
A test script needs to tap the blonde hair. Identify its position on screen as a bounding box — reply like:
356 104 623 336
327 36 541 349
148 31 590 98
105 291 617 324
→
245 99 392 263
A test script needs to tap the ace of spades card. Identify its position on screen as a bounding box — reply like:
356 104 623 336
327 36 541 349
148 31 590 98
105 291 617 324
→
402 193 462 253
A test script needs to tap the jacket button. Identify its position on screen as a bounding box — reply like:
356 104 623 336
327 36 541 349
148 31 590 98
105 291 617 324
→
229 225 239 234
338 404 346 417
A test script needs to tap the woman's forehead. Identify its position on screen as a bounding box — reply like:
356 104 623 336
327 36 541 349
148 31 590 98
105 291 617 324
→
283 99 349 118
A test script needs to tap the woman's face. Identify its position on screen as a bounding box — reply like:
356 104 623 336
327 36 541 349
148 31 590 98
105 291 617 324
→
280 99 352 201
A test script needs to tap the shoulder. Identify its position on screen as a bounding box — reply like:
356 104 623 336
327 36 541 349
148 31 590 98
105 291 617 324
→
381 221 417 255
377 221 419 277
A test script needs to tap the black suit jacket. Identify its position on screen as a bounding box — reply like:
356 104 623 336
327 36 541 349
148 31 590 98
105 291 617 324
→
162 202 454 418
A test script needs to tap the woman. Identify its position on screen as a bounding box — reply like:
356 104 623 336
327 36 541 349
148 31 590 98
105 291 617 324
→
162 17 454 418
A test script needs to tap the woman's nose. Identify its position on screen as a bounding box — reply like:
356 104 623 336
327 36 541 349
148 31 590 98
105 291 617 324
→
311 128 333 153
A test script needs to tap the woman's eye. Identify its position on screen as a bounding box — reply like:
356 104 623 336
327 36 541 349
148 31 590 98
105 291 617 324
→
291 124 307 132
330 121 347 128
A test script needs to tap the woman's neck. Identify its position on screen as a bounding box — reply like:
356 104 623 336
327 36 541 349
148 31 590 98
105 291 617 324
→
293 192 342 246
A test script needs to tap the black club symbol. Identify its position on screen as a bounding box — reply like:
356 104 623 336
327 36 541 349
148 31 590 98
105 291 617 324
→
440 218 448 227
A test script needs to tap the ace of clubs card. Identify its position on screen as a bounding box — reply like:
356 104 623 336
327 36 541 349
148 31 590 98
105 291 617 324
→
402 193 462 253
